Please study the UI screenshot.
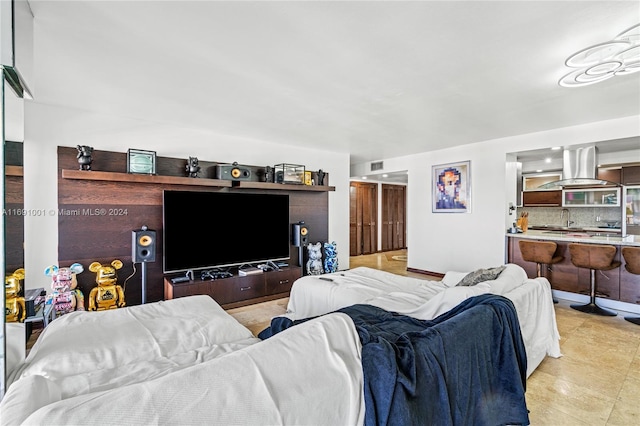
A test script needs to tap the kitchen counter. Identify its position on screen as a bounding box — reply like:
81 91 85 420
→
506 229 640 246
507 230 640 306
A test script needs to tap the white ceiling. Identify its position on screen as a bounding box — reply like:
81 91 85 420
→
24 1 640 167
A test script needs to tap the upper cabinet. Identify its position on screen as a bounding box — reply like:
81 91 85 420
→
622 166 640 185
522 190 562 207
563 188 620 207
596 166 640 185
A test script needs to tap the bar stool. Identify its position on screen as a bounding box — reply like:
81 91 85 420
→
568 243 620 316
621 247 640 325
519 240 563 303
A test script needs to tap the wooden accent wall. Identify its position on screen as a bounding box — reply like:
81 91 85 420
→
5 141 24 273
57 146 329 307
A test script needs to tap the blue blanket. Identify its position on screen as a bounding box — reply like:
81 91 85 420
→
259 294 529 426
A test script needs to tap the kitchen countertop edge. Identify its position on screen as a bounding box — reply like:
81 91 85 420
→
506 230 640 246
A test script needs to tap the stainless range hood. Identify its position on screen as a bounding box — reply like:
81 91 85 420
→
538 146 620 189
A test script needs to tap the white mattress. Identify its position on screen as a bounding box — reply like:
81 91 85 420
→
285 265 562 377
6 295 260 399
4 313 365 426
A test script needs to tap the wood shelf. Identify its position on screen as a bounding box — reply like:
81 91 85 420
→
233 180 335 192
61 169 335 192
61 169 232 187
5 165 24 177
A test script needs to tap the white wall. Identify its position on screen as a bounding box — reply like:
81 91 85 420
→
351 115 640 274
22 102 350 289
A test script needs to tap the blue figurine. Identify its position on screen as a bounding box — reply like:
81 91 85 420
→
323 241 338 273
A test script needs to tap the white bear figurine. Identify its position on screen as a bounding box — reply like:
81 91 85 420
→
306 242 324 275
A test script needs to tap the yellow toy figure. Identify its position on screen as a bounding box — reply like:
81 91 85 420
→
88 260 126 311
5 268 26 323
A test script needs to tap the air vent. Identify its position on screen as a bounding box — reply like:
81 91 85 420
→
370 161 384 171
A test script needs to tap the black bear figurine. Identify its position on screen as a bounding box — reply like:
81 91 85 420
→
186 156 201 178
77 145 94 171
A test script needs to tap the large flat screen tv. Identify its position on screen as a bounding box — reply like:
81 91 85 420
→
163 190 290 273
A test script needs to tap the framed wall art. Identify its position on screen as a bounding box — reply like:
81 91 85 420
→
432 160 471 213
127 149 157 175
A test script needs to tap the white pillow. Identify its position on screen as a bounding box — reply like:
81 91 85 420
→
484 264 528 295
0 375 62 425
441 271 469 287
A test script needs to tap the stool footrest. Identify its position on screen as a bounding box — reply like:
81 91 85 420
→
570 302 616 316
624 317 640 325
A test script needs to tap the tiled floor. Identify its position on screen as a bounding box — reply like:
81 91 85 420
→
228 249 640 425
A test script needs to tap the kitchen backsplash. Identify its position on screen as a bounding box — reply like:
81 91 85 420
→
515 207 623 228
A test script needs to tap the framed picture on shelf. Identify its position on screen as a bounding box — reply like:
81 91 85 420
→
432 160 471 213
127 149 157 175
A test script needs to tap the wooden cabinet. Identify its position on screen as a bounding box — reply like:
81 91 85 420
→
597 168 621 184
164 267 302 309
622 166 640 185
522 190 562 207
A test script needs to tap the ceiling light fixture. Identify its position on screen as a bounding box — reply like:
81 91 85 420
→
559 23 640 87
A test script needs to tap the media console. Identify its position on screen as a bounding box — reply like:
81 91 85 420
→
164 267 302 309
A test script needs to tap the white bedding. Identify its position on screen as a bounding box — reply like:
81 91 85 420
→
5 313 365 426
286 264 562 377
6 295 259 399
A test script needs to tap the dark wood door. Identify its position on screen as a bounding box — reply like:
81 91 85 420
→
350 182 378 256
381 184 406 251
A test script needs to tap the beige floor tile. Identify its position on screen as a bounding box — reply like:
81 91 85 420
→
526 370 615 425
607 382 640 426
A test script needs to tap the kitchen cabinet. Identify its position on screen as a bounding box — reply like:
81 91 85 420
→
622 166 640 185
522 190 562 207
563 188 620 207
597 168 621 184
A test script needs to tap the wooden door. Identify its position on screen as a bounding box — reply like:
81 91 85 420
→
382 184 406 251
350 182 378 256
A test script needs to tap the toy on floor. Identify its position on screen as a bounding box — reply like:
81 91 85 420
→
306 242 324 275
88 260 126 311
45 263 85 316
5 268 26 322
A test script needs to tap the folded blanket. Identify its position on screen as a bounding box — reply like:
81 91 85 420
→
260 294 529 426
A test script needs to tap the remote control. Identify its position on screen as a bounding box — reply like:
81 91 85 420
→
171 276 190 284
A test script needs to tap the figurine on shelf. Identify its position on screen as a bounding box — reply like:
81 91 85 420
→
88 260 126 311
77 145 94 171
316 169 326 186
45 263 85 316
186 156 201 178
264 165 273 183
5 268 26 323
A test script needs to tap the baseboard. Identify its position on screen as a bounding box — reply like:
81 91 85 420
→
406 267 444 279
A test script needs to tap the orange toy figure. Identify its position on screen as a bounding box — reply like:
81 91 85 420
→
88 260 126 311
5 268 26 322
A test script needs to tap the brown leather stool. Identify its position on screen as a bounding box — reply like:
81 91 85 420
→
568 243 620 316
519 240 563 303
621 247 640 325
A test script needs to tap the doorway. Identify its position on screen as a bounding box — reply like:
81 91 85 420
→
381 184 406 251
350 182 378 256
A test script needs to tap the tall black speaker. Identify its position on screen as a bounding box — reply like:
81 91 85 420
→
292 222 309 247
132 226 156 263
